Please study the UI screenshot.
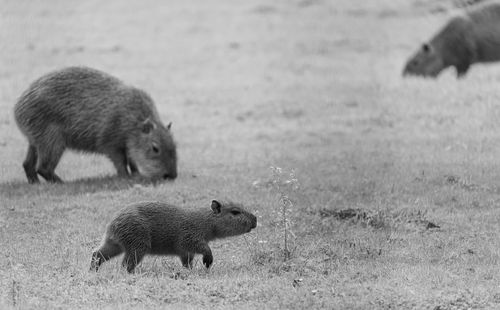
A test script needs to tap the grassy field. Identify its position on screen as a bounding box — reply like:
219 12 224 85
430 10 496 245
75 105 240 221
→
2 0 500 308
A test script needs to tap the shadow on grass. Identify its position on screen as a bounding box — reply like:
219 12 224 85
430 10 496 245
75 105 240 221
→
0 175 162 198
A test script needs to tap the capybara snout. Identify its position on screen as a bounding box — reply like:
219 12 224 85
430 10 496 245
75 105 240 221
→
250 215 257 229
14 66 178 183
246 215 258 232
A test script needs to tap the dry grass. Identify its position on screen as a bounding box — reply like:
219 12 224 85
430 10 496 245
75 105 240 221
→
2 0 500 309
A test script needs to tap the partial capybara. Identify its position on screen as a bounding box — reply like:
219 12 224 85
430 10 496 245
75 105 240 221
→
14 66 177 183
90 200 257 273
403 1 500 78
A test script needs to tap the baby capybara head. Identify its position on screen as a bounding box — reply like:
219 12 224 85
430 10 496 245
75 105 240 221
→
128 119 177 180
403 43 445 78
210 200 257 237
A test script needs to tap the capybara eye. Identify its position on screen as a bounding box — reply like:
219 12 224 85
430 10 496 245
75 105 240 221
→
230 210 241 215
152 143 160 154
422 44 430 53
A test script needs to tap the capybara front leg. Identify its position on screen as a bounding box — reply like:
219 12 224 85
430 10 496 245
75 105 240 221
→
108 149 129 177
127 157 139 175
197 243 213 269
122 244 149 273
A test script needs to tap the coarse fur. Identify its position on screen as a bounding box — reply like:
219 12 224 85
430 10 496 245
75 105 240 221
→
90 200 258 273
14 66 177 183
403 1 500 78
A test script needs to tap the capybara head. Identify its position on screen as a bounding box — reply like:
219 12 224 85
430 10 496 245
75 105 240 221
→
210 200 257 237
402 43 445 78
127 119 177 180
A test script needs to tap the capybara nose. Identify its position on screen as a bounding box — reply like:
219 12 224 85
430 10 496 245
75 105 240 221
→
251 216 257 229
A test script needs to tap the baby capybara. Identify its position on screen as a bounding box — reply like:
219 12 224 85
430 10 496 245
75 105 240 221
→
90 200 258 273
14 66 177 183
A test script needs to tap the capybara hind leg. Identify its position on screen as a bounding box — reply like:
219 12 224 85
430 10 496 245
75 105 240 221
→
35 130 65 183
180 252 195 269
36 144 64 183
23 144 39 184
90 239 123 271
122 244 149 273
108 149 129 177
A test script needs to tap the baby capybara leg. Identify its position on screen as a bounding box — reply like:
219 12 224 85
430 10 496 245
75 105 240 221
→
180 252 195 269
23 144 39 184
122 243 150 273
90 239 123 271
193 242 213 269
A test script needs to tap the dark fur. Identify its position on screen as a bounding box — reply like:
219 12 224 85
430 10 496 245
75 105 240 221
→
90 200 257 273
14 67 177 183
403 1 500 78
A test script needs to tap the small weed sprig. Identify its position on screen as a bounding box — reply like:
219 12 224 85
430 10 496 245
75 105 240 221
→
270 166 299 260
10 279 20 307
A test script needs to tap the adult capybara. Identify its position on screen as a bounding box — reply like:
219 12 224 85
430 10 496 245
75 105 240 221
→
14 67 177 183
90 200 257 273
403 1 500 78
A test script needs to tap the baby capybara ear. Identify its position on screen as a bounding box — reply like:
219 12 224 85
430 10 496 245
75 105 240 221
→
211 200 222 214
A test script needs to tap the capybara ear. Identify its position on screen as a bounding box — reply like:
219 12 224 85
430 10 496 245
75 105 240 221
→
211 200 222 214
167 122 172 130
141 118 156 134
